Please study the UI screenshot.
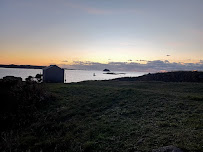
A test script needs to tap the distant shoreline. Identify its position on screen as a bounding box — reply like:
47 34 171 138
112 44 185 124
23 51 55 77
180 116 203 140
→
0 64 46 69
0 64 82 70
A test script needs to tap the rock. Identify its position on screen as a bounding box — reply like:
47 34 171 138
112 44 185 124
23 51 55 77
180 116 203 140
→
104 72 117 75
103 69 110 72
152 145 183 152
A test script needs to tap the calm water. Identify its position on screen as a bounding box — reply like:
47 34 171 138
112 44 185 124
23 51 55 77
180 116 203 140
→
0 68 146 83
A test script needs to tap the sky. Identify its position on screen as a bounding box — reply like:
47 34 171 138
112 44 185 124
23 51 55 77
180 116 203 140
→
0 0 203 72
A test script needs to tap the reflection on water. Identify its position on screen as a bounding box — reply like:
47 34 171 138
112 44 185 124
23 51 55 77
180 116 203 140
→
65 70 146 83
0 68 146 83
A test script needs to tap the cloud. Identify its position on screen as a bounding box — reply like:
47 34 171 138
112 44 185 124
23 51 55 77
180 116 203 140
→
136 60 147 62
60 60 203 72
61 60 68 63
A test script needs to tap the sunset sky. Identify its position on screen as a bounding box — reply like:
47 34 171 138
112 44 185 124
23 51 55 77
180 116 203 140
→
0 0 203 71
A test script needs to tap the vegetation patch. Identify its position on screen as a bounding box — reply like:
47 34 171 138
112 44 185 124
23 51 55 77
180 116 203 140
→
0 79 203 151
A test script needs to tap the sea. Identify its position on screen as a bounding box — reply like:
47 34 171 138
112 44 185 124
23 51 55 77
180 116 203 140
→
0 68 147 83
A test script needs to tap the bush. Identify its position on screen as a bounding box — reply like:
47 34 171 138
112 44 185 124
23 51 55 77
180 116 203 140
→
35 74 43 83
0 76 55 131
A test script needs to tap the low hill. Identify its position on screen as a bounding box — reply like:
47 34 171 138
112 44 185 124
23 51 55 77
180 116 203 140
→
114 71 203 82
0 64 46 69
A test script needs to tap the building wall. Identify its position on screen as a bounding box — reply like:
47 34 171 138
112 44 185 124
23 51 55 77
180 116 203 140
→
43 66 64 83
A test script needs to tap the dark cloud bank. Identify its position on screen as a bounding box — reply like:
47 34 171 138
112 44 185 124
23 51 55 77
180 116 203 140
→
61 60 203 72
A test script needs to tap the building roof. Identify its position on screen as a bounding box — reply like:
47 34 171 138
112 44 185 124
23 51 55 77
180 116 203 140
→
43 65 63 70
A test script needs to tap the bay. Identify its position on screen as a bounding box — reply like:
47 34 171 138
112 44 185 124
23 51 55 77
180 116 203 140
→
0 68 146 83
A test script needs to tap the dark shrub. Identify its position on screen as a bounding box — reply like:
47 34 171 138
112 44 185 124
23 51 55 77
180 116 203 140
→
35 74 43 83
0 76 55 131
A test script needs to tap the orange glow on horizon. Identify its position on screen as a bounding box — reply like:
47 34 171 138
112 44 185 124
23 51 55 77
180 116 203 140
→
0 47 202 66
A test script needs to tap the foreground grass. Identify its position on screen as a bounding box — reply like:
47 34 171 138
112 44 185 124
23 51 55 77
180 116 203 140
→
1 80 203 151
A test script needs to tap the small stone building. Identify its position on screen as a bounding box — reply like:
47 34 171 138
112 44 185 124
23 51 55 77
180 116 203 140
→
43 65 64 83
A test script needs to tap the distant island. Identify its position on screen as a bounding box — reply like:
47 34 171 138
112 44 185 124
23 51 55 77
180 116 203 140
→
103 69 110 72
0 64 46 69
103 72 126 75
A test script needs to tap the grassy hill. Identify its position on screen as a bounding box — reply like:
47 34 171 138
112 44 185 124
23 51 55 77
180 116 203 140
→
0 79 203 151
115 71 203 82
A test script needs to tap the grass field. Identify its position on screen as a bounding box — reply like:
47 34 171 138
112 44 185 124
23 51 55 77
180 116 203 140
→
1 80 203 151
